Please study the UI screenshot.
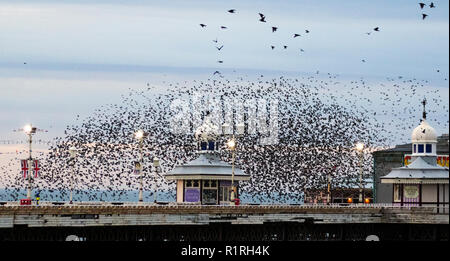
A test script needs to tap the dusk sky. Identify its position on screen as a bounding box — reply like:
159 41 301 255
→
0 0 449 148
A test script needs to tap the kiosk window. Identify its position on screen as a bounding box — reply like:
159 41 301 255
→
202 189 217 205
418 144 424 153
185 180 199 188
203 180 217 188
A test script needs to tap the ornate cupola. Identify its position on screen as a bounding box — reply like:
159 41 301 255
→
411 98 438 157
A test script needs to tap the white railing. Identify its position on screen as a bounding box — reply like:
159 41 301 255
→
1 201 448 213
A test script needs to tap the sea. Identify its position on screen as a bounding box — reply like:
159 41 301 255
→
0 188 304 204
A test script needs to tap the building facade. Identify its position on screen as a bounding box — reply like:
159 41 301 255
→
373 134 448 203
377 101 449 211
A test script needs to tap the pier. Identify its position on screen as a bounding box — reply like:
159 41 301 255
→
0 203 447 241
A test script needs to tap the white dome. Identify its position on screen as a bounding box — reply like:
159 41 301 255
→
194 115 219 141
411 119 437 143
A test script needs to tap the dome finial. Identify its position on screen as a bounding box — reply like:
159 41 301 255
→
421 98 427 120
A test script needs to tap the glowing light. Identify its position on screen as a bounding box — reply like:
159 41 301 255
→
135 130 145 140
23 124 32 134
227 139 236 150
356 142 364 151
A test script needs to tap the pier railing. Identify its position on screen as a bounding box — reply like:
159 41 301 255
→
0 202 447 215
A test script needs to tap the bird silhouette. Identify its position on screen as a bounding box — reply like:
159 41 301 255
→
199 24 206 28
419 3 426 9
429 2 435 8
228 9 236 13
422 13 428 19
272 27 277 32
259 13 266 22
294 34 301 38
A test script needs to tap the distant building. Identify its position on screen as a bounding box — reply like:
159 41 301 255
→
304 187 373 204
374 99 449 210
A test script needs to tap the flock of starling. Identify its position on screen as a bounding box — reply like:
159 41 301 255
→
199 9 311 75
0 3 447 203
0 71 448 203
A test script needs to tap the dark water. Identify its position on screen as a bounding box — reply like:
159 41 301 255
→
0 188 303 204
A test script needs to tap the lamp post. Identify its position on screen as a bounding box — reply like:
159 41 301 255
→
222 122 244 205
327 171 331 204
23 124 36 200
226 137 236 204
356 142 365 204
135 130 147 202
68 146 77 204
153 157 160 203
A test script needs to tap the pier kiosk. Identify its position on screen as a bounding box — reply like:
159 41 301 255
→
165 115 250 205
381 100 449 211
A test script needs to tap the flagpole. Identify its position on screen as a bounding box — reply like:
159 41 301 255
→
27 131 32 200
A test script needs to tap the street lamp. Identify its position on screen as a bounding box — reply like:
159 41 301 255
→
327 171 331 204
356 142 365 204
24 124 33 134
153 157 160 203
222 122 244 205
24 124 36 200
135 129 147 202
226 136 237 204
135 129 145 140
68 146 78 204
226 138 236 150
